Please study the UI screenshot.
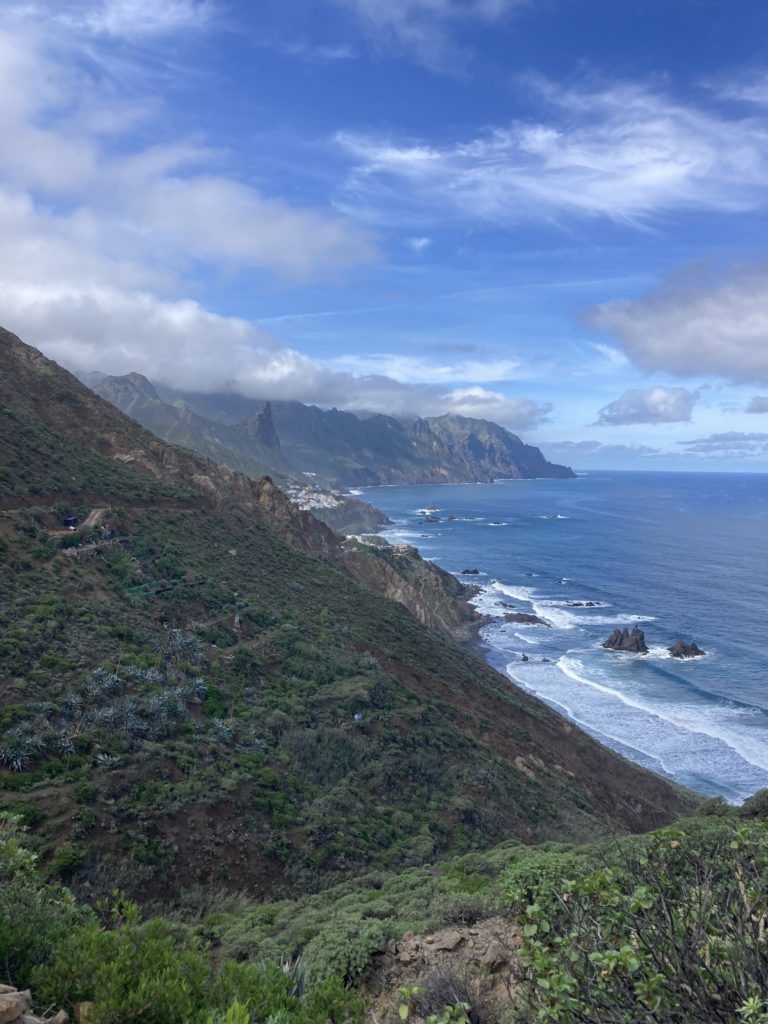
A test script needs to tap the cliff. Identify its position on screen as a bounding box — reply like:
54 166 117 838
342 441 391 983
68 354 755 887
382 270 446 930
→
91 374 575 487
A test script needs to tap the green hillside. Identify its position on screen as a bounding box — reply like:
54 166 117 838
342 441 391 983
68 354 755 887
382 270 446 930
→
0 326 690 905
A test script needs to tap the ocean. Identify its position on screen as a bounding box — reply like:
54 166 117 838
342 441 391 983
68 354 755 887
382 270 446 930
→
360 472 768 801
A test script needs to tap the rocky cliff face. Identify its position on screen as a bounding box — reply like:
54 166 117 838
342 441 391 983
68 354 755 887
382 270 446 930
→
343 544 485 641
254 478 481 640
94 374 292 482
92 376 575 487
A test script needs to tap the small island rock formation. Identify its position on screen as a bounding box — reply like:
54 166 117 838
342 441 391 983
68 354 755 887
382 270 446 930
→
668 640 706 659
602 626 649 654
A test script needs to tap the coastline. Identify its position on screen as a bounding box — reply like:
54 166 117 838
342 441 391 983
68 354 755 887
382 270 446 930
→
369 476 768 802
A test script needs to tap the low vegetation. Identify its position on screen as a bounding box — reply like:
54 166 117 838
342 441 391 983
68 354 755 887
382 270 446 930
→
3 798 767 1022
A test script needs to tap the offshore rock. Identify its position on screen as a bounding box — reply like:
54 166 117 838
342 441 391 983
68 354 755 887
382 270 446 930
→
602 627 649 654
669 640 706 659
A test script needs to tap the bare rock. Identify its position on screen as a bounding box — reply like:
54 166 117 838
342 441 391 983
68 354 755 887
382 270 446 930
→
503 612 549 626
433 931 465 952
0 990 31 1024
668 640 706 659
602 626 648 653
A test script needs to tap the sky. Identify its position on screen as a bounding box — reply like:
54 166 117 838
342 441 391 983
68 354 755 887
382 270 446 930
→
2 1 768 470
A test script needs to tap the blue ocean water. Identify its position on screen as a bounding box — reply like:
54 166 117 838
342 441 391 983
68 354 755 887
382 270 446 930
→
361 472 768 801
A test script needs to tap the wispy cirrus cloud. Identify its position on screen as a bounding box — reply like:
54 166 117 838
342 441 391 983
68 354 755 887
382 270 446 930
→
7 0 217 38
596 387 699 426
331 352 525 384
333 0 527 70
335 77 768 226
586 262 768 385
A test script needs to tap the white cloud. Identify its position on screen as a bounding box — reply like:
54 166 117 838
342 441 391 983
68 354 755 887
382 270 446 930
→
9 0 217 38
0 5 544 431
2 280 548 428
331 352 524 384
0 13 376 280
679 432 768 458
135 176 376 277
596 387 699 426
333 0 526 69
716 73 768 107
746 396 768 414
408 236 432 252
586 262 768 385
335 78 768 225
440 386 548 425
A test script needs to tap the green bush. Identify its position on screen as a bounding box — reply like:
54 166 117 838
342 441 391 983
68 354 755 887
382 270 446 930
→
1 817 362 1024
510 819 768 1024
0 815 87 987
304 913 387 984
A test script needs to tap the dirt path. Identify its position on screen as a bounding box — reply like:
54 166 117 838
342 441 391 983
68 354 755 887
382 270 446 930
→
81 507 108 529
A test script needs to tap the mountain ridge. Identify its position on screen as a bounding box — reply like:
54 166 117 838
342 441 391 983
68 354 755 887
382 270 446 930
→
91 373 574 488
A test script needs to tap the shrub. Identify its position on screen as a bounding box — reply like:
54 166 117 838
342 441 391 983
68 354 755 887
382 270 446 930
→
510 820 768 1024
0 814 85 988
304 913 386 984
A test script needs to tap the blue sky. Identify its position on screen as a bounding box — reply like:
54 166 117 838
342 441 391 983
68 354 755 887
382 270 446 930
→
2 0 768 469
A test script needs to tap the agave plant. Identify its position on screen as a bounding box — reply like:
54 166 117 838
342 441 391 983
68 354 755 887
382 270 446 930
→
28 701 55 718
211 718 234 743
54 730 76 756
0 728 35 772
94 752 119 769
62 692 84 717
187 677 207 699
280 953 307 999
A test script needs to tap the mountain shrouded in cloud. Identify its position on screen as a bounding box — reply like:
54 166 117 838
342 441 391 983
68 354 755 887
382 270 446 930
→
1 0 768 467
0 5 547 430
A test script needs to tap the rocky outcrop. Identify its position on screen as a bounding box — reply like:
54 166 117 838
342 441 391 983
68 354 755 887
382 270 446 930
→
504 612 549 626
251 477 483 641
461 568 480 575
310 495 390 536
0 985 67 1023
94 375 293 483
602 627 649 653
362 917 522 1024
344 545 486 641
669 640 706 659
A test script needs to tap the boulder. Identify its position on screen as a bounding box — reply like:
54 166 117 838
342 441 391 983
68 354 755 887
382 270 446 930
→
602 626 649 654
461 568 480 575
0 987 66 1024
504 612 549 626
0 991 30 1024
668 640 705 659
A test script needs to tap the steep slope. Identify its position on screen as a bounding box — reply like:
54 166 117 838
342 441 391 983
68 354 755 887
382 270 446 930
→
94 373 292 482
423 414 572 480
270 403 576 485
0 327 690 906
95 378 574 486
